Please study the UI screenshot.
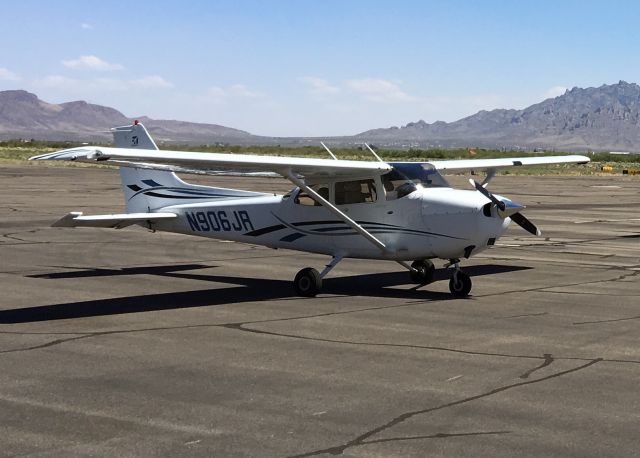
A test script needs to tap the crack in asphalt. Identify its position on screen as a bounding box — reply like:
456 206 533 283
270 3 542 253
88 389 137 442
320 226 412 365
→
519 353 554 379
495 312 548 319
475 268 640 299
2 230 36 242
223 323 640 365
1 302 640 366
489 232 640 249
0 301 428 354
289 359 602 457
357 429 511 446
543 290 639 297
223 322 549 361
573 315 640 326
0 333 107 354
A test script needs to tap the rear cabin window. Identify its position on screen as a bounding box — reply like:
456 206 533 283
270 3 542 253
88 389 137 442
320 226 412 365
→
335 179 377 205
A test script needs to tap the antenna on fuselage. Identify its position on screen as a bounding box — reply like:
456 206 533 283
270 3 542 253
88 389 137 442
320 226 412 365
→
364 143 384 162
320 142 338 160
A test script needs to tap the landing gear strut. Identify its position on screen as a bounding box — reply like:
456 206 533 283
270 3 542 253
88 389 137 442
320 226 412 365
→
447 260 472 297
293 255 343 297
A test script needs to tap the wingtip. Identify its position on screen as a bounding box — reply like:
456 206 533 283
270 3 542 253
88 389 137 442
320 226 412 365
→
28 153 48 161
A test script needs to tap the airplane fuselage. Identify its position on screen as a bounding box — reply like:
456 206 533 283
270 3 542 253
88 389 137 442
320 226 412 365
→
156 187 510 261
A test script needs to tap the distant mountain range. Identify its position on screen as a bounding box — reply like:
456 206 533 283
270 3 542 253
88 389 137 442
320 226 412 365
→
358 81 640 151
2 82 640 151
0 90 254 145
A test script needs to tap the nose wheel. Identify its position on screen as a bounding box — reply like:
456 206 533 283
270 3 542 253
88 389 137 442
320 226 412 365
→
448 260 472 297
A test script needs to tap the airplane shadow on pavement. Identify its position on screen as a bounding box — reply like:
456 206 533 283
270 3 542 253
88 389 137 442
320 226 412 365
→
0 263 531 324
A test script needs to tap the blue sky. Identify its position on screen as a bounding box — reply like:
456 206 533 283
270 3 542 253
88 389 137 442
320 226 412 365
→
1 1 638 136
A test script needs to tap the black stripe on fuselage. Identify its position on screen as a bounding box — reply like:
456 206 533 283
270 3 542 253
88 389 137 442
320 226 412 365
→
244 219 462 240
244 224 287 237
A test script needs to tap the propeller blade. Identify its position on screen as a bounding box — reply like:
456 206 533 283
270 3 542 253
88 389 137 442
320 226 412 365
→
510 212 542 236
469 179 505 211
469 179 541 236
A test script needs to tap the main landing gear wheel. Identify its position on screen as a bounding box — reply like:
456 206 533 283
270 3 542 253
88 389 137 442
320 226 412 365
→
449 271 472 297
294 267 322 297
409 260 435 285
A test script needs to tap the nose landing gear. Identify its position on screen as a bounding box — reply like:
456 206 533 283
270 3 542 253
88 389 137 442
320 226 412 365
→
446 259 472 297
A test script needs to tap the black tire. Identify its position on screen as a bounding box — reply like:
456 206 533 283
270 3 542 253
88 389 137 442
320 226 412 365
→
449 271 472 297
294 267 322 297
409 260 435 285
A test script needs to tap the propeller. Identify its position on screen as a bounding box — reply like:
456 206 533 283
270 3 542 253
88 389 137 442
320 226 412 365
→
469 179 541 236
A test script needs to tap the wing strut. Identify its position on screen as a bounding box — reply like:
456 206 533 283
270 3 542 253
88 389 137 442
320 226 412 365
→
285 171 388 253
320 142 338 160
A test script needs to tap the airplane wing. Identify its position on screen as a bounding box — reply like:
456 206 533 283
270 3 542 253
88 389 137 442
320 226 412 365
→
53 211 177 229
31 147 590 179
30 147 392 183
428 155 590 172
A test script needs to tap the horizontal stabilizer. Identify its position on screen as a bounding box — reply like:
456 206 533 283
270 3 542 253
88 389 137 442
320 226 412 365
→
52 212 177 229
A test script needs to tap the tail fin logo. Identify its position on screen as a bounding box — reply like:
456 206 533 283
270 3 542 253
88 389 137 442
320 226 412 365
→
131 136 139 146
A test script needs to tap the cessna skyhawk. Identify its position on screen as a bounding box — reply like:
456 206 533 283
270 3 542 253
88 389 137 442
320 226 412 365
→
30 122 589 297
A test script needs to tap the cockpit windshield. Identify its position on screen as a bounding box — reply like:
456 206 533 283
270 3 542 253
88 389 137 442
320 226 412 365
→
382 162 450 200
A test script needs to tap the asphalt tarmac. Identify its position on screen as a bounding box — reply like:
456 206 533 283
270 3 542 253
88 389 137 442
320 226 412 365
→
1 165 639 457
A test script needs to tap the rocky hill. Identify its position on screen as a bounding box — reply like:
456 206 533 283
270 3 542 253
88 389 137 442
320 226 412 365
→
0 90 254 144
358 81 640 151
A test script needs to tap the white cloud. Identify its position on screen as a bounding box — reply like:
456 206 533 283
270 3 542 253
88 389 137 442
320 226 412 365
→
543 86 568 99
346 78 414 103
207 86 226 97
36 75 79 88
229 84 261 97
0 67 20 81
299 76 339 95
129 75 173 89
34 74 173 93
62 55 123 71
205 84 262 99
80 23 93 30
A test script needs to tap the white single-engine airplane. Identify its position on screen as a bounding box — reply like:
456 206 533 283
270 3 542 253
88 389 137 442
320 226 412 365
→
30 122 589 297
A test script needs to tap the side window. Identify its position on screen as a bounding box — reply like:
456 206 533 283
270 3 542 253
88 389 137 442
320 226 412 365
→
294 184 329 206
382 173 417 201
335 179 377 205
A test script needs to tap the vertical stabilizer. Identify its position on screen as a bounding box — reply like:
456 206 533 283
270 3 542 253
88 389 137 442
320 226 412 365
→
114 122 164 212
111 121 159 150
